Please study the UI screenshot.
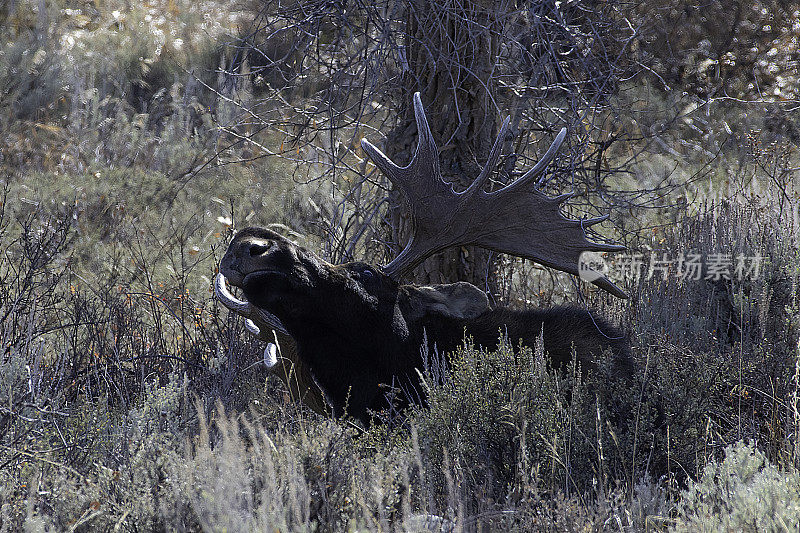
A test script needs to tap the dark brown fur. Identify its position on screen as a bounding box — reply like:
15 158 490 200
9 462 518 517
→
221 228 630 424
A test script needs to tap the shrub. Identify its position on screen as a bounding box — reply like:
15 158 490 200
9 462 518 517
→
626 197 800 482
0 35 65 124
413 337 634 508
674 441 800 532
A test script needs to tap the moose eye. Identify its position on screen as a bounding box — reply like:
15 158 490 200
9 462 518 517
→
360 268 375 282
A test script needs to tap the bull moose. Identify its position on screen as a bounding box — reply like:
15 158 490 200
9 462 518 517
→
215 93 630 424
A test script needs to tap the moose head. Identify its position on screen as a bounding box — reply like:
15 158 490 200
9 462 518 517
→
215 93 628 423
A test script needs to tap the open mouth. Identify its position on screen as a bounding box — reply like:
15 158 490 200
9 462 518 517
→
242 268 290 287
214 272 289 338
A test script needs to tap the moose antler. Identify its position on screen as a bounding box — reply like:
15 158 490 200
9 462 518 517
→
361 92 627 299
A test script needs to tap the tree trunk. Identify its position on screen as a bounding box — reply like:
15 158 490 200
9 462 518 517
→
385 0 504 292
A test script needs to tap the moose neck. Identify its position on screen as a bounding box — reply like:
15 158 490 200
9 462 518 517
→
292 327 426 421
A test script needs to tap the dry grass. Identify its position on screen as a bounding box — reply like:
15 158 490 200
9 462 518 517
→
2 1 800 530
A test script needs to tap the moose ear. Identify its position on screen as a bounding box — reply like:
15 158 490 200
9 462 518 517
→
404 281 490 320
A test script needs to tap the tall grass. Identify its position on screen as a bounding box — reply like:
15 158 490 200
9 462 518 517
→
2 192 799 530
2 0 800 530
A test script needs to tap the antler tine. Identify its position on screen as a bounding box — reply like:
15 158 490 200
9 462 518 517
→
464 116 511 197
410 92 441 183
592 277 628 299
361 92 444 201
360 138 406 184
499 127 567 195
583 214 610 226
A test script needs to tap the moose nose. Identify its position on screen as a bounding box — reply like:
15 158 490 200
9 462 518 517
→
248 241 274 257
